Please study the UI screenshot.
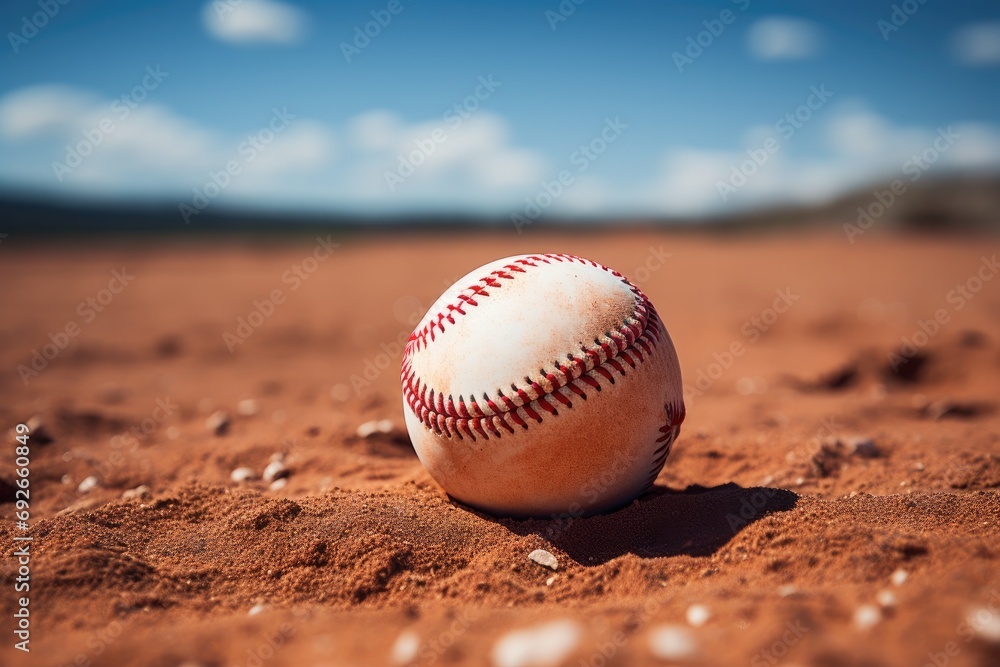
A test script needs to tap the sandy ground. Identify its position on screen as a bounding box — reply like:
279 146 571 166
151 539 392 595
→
1 229 999 666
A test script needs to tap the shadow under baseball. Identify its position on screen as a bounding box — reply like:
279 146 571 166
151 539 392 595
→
497 483 799 565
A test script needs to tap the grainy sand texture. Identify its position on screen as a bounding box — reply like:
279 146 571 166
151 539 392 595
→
2 230 999 666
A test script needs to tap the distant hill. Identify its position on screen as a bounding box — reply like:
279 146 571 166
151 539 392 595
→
1 174 998 237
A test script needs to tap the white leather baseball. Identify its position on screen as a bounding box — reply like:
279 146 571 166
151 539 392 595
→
400 253 685 517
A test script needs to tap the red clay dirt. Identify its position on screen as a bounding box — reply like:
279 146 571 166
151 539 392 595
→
1 230 999 666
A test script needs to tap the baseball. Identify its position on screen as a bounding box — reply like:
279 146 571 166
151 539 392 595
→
401 253 685 517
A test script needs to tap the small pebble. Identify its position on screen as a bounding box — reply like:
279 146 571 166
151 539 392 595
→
648 625 698 661
876 589 898 608
853 604 882 630
967 607 1000 643
231 467 254 483
545 575 557 586
528 549 558 571
686 604 711 627
61 474 72 485
269 478 288 491
777 584 798 597
122 485 151 500
237 399 260 416
248 603 268 617
491 620 581 667
890 569 908 586
391 630 420 665
846 437 879 458
262 460 288 482
357 419 395 438
77 475 99 493
26 415 54 443
205 410 230 436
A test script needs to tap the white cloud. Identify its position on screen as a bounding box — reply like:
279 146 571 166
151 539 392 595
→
0 84 335 199
202 0 306 45
2 83 998 218
951 22 1000 66
746 17 822 60
947 123 1000 167
0 86 96 138
634 105 1000 216
349 110 401 151
348 110 548 195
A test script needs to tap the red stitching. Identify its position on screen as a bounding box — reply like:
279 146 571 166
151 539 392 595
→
643 398 686 489
401 254 682 448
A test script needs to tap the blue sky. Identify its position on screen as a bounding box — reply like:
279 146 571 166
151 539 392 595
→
1 0 998 218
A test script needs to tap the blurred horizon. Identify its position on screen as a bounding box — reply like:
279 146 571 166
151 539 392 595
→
2 0 999 222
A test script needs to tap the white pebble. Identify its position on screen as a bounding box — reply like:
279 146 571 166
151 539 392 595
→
77 475 99 493
491 620 581 667
356 419 394 438
876 589 898 608
262 460 287 482
391 630 421 665
122 485 150 500
686 604 711 628
231 467 254 483
269 478 288 491
967 607 1000 643
237 399 260 416
248 603 268 617
205 410 230 436
853 604 882 630
545 575 557 586
330 384 350 402
648 625 698 661
528 549 558 571
61 474 73 485
890 568 908 586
